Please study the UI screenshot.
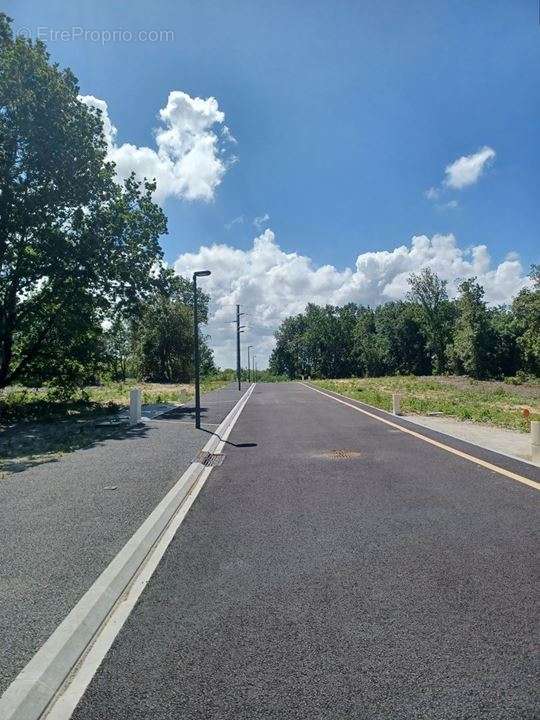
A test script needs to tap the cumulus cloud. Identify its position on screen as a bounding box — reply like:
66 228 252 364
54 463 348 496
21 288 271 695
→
444 146 496 189
174 229 529 368
79 91 235 202
425 145 496 201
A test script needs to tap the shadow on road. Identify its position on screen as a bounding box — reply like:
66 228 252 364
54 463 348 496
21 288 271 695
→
0 418 150 476
200 427 258 448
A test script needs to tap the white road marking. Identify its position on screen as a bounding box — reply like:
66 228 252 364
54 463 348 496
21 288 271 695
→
44 468 211 720
2 384 256 720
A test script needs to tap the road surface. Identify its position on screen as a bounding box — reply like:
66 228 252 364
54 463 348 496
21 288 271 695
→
0 383 241 696
12 382 540 718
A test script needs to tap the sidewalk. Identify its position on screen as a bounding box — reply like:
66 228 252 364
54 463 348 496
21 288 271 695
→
0 383 244 695
403 413 537 466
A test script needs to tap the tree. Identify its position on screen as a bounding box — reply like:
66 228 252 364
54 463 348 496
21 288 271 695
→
199 335 217 377
0 14 167 389
134 298 194 382
374 302 430 375
450 278 495 379
407 268 454 374
353 307 386 376
511 265 540 375
104 316 133 381
269 314 309 378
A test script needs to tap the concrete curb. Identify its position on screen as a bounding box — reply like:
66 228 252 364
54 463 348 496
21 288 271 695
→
0 383 256 720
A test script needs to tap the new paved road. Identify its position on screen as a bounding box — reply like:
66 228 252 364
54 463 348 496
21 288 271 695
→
67 383 539 718
0 383 241 695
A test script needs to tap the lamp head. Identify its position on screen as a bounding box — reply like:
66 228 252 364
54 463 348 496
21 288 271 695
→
193 270 211 278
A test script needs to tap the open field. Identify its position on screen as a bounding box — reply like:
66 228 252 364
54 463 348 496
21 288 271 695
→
312 375 540 433
0 379 228 475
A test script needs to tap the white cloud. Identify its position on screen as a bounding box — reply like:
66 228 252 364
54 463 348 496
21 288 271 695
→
174 229 529 368
221 125 238 144
444 146 496 189
425 145 496 200
79 91 235 203
253 213 270 229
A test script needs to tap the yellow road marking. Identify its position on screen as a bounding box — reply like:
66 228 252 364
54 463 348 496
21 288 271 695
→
300 382 540 492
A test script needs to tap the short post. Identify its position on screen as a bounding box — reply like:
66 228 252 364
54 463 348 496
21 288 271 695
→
531 420 540 464
129 388 141 426
392 393 401 416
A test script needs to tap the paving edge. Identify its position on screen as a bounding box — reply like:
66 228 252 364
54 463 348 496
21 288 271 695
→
0 383 256 720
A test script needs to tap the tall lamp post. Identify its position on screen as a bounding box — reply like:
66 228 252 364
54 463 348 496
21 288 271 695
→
236 304 245 391
247 345 253 382
193 270 211 429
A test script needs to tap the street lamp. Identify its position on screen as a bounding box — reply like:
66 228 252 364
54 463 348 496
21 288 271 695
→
247 345 253 382
193 270 211 429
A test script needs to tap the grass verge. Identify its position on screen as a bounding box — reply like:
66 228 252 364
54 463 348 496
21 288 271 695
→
311 376 539 433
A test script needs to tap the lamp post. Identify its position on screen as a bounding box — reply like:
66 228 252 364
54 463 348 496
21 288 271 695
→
236 304 245 391
247 345 253 382
193 270 211 429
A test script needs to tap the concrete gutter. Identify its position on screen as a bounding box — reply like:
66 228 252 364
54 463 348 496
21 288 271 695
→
0 383 256 720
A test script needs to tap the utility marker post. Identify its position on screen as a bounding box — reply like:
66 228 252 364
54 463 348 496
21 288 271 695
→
129 388 141 426
532 420 540 464
392 393 401 416
193 270 211 429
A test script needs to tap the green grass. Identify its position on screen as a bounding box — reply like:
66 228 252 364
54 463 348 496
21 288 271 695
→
312 376 540 432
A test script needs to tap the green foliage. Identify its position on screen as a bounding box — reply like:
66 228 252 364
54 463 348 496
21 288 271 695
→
449 278 495 378
407 268 455 373
134 298 194 382
511 265 540 375
0 14 167 390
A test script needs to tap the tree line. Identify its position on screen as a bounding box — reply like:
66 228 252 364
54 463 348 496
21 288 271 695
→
269 267 540 381
0 14 215 394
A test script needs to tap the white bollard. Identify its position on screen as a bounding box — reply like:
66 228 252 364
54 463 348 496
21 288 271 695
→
129 388 142 426
531 420 540 464
392 393 401 416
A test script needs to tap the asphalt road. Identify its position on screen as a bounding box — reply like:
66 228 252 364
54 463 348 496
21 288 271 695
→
64 381 540 719
0 382 242 695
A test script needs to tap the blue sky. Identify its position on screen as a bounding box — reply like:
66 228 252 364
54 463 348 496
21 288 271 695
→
6 0 539 366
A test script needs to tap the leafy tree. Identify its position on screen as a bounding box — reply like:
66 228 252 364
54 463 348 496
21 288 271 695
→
407 268 454 374
104 316 133 381
353 307 386 376
0 14 167 389
487 306 520 378
134 298 194 382
450 278 495 378
511 265 540 375
374 301 430 375
199 334 217 377
269 314 309 378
